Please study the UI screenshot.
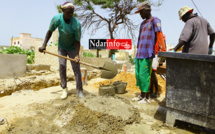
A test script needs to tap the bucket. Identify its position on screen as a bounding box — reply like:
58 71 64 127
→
112 81 127 94
122 64 127 72
112 54 115 60
80 68 87 85
99 84 115 96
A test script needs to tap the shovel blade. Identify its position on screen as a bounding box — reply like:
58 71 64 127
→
101 61 118 79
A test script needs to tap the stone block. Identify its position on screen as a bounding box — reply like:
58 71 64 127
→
0 54 27 79
158 52 215 130
27 64 51 71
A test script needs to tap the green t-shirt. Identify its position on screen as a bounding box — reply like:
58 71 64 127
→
49 13 81 51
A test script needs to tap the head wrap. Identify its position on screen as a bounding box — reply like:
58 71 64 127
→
61 1 75 9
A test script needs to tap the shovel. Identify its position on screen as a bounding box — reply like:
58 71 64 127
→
43 50 118 79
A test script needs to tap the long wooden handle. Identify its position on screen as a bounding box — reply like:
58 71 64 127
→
43 50 100 69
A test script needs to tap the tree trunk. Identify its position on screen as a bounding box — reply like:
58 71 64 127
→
108 23 115 58
97 49 99 57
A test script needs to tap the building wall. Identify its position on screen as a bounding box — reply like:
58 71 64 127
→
11 33 43 50
10 37 21 47
21 33 43 50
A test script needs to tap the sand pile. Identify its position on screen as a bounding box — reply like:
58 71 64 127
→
157 74 166 95
94 72 140 94
94 72 138 90
94 72 166 95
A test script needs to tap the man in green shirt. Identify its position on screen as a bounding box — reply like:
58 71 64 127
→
39 1 83 99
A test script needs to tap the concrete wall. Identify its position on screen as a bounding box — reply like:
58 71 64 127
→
35 46 111 71
83 45 137 59
115 51 129 61
0 54 27 79
35 46 59 71
21 33 43 50
80 57 112 71
83 49 110 58
125 45 137 58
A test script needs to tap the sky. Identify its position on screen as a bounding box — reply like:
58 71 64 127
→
0 0 215 49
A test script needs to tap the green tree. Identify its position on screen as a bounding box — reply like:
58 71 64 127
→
58 0 163 58
83 51 96 57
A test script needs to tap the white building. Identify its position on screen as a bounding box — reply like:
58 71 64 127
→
11 33 43 50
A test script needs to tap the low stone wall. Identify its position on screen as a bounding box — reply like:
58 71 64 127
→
80 57 112 71
35 46 112 71
0 54 27 79
0 66 101 97
35 46 59 71
27 64 51 71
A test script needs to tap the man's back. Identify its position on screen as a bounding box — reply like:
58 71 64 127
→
180 15 214 54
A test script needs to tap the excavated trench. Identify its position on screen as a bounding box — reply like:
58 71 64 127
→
1 66 208 134
0 69 100 97
0 67 142 134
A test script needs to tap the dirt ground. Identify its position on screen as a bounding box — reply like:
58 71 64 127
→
0 71 212 134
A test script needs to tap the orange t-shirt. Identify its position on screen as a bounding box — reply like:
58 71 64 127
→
154 32 166 54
